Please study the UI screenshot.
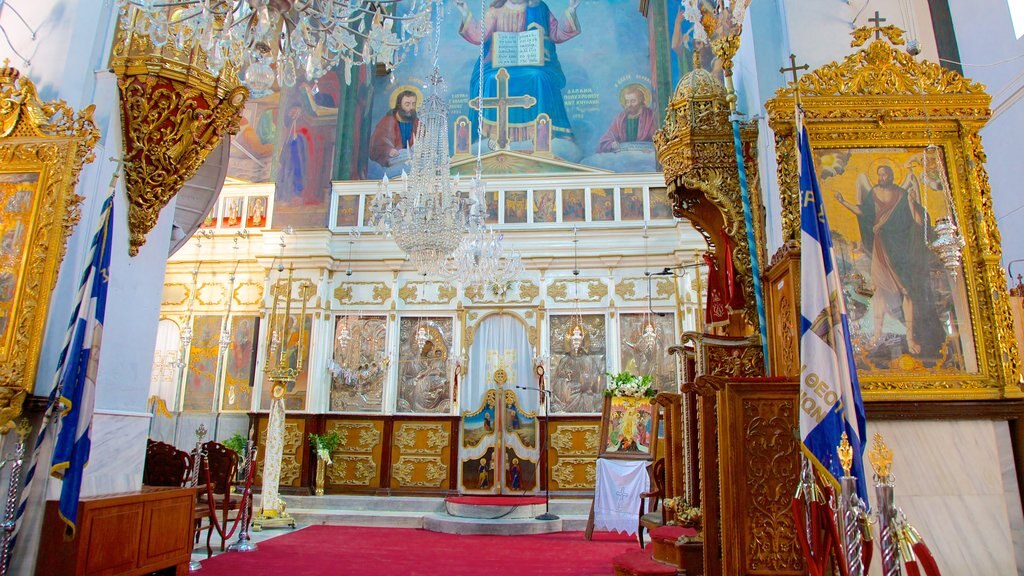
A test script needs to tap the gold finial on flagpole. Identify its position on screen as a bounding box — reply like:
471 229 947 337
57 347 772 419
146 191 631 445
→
837 432 853 477
869 432 894 481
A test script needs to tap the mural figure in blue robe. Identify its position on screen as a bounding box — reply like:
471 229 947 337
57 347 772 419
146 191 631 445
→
454 0 582 153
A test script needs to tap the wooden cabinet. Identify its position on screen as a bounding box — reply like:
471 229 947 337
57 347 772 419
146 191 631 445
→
36 486 197 576
764 243 800 378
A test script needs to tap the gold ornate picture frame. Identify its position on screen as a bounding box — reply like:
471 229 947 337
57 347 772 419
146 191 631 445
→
0 67 100 427
765 30 1020 400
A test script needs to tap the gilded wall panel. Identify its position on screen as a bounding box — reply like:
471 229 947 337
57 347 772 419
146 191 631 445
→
391 456 448 488
390 420 451 490
398 281 457 305
233 281 264 306
326 455 377 487
161 283 190 307
328 420 383 454
334 281 391 306
549 279 607 303
0 69 100 429
196 282 227 306
550 458 597 490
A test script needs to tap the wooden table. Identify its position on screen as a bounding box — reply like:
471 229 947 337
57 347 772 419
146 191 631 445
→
36 486 198 576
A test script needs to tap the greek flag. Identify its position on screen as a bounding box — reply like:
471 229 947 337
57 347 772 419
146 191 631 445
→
797 109 868 502
48 192 114 539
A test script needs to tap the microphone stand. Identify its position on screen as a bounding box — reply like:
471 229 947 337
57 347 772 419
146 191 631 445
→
515 383 558 521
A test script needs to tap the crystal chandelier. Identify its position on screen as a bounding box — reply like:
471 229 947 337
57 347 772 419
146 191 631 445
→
439 180 524 290
117 0 435 97
370 67 474 276
921 144 965 278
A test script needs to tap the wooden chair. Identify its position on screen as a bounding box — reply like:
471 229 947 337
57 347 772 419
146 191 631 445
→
142 439 212 558
142 439 191 487
200 441 241 551
637 458 666 548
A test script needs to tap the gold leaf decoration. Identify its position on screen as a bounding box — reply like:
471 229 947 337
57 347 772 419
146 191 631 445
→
0 66 100 430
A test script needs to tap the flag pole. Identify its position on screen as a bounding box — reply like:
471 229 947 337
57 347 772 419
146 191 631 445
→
714 25 770 369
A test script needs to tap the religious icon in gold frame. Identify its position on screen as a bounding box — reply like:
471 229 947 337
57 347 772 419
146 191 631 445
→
597 395 657 460
765 29 1019 399
0 67 100 428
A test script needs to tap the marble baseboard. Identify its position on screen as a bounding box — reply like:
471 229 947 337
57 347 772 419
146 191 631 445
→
865 419 1023 576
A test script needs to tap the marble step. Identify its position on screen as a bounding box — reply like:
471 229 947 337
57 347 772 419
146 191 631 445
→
280 494 445 513
423 513 563 536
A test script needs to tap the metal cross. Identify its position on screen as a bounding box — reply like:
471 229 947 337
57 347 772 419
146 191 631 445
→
469 68 537 150
779 54 809 106
868 11 887 40
779 54 809 87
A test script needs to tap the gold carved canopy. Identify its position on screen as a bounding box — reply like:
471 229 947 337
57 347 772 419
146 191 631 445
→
654 68 766 332
0 66 100 428
765 29 1020 399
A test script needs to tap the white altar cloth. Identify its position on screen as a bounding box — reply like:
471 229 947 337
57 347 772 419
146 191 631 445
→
593 458 650 535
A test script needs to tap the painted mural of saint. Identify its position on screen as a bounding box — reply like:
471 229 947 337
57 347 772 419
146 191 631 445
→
277 105 311 204
597 85 656 153
369 88 420 178
454 0 582 144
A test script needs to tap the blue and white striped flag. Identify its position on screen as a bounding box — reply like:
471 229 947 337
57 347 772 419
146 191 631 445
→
48 192 114 539
797 109 868 502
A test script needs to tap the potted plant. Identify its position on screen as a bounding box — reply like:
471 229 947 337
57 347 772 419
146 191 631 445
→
308 431 342 496
222 432 249 484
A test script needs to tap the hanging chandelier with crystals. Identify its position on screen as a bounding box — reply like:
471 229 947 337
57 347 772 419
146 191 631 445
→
116 0 435 97
370 67 474 276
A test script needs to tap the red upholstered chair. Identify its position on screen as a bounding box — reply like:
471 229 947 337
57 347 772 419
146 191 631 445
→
142 439 192 487
200 441 242 551
637 458 667 548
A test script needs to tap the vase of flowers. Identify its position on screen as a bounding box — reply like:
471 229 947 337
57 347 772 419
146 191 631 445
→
308 431 342 496
605 371 656 398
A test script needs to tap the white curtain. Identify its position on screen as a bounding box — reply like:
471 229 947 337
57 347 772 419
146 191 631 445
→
149 318 181 408
462 314 538 464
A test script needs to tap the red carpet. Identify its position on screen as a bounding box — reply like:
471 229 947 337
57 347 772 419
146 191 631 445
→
199 526 636 575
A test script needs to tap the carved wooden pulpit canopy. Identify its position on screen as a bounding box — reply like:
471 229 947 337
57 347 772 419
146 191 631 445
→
0 64 100 428
110 12 248 256
653 69 766 334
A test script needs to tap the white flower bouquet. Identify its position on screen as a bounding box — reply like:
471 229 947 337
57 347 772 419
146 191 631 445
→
605 371 655 398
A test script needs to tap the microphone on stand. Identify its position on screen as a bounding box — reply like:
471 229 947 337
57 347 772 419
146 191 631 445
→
514 385 558 521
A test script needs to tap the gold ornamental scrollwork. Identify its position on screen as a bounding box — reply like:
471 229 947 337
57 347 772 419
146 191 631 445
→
392 456 447 488
326 455 378 487
394 423 449 454
551 458 597 490
111 17 249 256
335 281 390 305
765 28 1020 399
327 421 382 454
549 425 600 456
0 66 100 430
